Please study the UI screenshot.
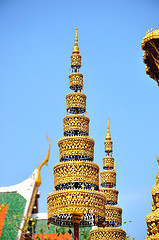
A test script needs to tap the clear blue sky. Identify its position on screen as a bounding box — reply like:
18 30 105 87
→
0 0 159 239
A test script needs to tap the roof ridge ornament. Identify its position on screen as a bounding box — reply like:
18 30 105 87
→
36 135 51 187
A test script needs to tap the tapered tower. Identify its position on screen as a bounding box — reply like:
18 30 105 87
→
47 30 106 240
145 156 159 240
90 120 126 239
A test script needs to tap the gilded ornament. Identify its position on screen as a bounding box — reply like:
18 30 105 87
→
66 92 86 113
47 189 106 226
36 135 51 187
69 72 83 90
90 227 126 240
54 161 99 187
105 205 122 225
90 120 125 240
100 170 116 187
63 114 89 135
47 29 107 235
103 156 114 169
58 136 94 161
145 156 159 239
142 28 159 86
100 188 118 205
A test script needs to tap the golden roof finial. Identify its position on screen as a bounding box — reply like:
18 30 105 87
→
106 118 111 141
35 135 51 188
72 28 79 54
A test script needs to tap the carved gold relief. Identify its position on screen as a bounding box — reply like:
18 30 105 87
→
142 29 159 86
90 227 126 240
100 170 116 186
71 54 81 68
63 114 89 135
58 136 94 160
66 92 86 112
145 156 159 239
103 157 114 169
142 29 159 49
104 141 113 152
47 189 106 220
100 188 118 204
54 161 99 187
69 73 83 89
105 205 122 224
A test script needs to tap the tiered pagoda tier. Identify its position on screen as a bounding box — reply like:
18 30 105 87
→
90 120 126 240
145 156 159 240
47 30 106 238
142 28 159 86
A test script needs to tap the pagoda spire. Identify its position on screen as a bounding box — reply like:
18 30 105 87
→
90 119 126 240
47 29 106 240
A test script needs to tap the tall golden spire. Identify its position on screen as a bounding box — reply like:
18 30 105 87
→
72 28 79 54
47 29 106 239
90 119 126 240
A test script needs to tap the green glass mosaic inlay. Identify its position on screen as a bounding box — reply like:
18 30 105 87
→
0 192 26 240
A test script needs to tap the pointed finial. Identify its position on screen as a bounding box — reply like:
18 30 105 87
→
76 28 78 39
72 28 79 54
106 118 111 140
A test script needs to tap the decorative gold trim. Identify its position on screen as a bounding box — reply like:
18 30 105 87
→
66 92 86 112
100 188 118 204
69 73 83 90
58 136 94 160
142 28 159 86
63 114 89 135
90 227 126 239
103 157 114 169
104 141 113 152
71 54 81 68
142 29 159 50
100 170 116 186
145 156 159 238
54 161 99 187
105 205 122 224
47 189 106 219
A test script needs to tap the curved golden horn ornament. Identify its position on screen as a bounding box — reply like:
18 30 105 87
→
36 135 51 187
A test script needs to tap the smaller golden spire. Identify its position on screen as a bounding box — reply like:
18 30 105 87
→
106 119 111 141
72 28 79 54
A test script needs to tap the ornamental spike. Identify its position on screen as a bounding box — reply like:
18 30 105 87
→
106 118 111 141
72 28 79 54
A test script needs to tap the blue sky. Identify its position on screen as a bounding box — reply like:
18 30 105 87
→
0 0 159 239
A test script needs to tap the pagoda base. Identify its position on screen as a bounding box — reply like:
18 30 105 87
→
90 227 126 240
47 189 106 227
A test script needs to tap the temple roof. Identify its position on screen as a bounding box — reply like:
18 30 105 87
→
0 170 38 240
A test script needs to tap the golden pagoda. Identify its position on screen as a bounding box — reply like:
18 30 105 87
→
90 120 126 239
145 156 159 240
142 28 159 86
47 29 106 239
